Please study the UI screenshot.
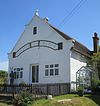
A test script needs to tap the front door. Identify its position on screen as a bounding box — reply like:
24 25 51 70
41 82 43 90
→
32 65 39 83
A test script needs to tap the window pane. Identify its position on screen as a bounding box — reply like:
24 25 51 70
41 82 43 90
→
13 52 16 58
45 65 49 68
50 69 54 76
20 68 23 70
50 64 53 68
45 69 49 76
32 66 35 83
17 68 20 71
33 27 37 34
14 68 16 71
58 42 63 50
55 64 59 67
36 66 39 82
55 69 59 75
14 72 16 79
20 71 23 78
16 72 19 78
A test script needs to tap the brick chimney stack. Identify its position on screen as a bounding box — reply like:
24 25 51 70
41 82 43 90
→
93 32 99 53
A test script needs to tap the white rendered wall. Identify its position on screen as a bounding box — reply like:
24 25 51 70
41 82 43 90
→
70 50 87 91
8 15 74 84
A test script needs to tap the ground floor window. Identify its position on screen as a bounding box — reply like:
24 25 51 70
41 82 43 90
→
45 64 59 76
55 69 59 75
45 69 49 76
50 69 54 76
13 67 23 79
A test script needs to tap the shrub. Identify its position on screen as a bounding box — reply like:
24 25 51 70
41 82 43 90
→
0 70 8 84
19 81 27 86
13 90 33 106
92 84 100 94
77 86 84 96
91 77 100 94
91 77 100 88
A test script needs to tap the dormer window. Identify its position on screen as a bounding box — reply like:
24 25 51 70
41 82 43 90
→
33 27 37 35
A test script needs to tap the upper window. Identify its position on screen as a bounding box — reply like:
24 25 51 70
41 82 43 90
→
58 42 63 50
33 27 37 35
13 52 16 58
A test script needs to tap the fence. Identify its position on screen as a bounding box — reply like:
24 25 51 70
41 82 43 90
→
0 83 70 98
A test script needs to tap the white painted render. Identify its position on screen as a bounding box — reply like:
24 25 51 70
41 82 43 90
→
8 14 74 84
70 50 87 91
8 14 88 91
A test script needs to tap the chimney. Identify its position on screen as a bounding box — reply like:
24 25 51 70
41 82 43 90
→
93 32 99 53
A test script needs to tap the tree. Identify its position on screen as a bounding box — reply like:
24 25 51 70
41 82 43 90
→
0 70 8 84
90 52 100 79
0 70 8 77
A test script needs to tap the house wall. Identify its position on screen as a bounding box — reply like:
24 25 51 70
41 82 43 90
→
70 50 87 91
8 15 74 84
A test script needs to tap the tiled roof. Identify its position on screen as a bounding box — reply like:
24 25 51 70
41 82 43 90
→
49 24 91 57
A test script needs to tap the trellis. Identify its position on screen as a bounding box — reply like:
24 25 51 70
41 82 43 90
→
76 66 93 89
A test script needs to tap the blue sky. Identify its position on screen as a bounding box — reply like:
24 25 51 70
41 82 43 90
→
0 0 100 71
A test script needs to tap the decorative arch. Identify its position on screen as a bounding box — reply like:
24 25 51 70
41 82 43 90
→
13 40 62 58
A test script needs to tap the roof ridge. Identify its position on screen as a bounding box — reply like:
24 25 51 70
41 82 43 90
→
48 23 91 57
48 24 72 40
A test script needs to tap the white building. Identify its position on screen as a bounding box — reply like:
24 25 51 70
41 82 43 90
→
8 11 99 91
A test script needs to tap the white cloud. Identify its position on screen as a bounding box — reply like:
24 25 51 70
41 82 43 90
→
0 61 8 71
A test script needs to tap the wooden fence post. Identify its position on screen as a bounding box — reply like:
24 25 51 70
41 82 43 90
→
47 84 49 95
31 84 32 93
59 84 61 95
69 83 71 93
5 84 7 93
12 85 15 98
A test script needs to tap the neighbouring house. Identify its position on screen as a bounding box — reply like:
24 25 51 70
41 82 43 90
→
8 11 99 91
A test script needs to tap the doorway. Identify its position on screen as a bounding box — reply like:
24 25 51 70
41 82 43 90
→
31 65 39 83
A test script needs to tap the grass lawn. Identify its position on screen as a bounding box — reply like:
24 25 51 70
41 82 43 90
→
0 94 100 106
31 94 100 106
0 103 12 106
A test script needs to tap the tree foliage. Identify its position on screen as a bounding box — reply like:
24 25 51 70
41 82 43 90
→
13 90 33 106
90 52 100 79
0 70 8 84
0 70 8 77
91 52 100 62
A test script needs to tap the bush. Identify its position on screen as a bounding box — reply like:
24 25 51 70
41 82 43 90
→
0 70 8 84
77 86 84 96
92 85 100 94
91 77 100 88
13 90 33 106
19 81 27 86
91 77 100 94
